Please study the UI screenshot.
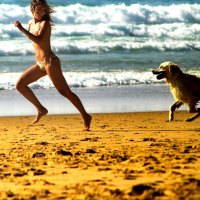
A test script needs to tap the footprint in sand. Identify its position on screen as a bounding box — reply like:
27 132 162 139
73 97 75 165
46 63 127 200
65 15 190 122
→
128 183 164 197
56 149 73 156
33 169 46 176
32 152 46 158
35 141 49 146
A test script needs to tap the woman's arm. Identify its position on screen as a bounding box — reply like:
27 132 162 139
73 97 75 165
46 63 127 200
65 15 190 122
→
14 20 49 44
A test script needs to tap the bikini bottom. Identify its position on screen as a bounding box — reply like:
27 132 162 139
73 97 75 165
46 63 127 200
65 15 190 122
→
37 53 58 72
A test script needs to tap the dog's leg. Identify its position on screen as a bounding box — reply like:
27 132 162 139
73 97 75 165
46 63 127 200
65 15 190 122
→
186 112 200 122
186 108 200 122
169 101 183 121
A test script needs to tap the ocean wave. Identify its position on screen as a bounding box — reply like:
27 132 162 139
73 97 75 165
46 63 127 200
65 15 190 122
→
1 22 200 40
0 4 31 24
52 23 200 38
1 3 200 25
53 3 200 25
1 37 200 56
1 69 200 90
0 71 162 90
1 3 200 55
50 38 200 53
1 69 199 90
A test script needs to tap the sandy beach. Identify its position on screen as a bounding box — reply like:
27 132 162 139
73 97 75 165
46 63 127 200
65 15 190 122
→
0 112 200 199
1 0 200 199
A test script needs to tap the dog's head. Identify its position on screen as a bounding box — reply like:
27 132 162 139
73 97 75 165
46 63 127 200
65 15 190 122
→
152 61 182 83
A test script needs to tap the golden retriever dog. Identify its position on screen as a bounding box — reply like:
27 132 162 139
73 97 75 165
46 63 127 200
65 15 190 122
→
152 61 200 122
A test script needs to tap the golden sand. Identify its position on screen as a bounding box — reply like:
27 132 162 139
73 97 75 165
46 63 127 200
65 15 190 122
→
0 112 200 199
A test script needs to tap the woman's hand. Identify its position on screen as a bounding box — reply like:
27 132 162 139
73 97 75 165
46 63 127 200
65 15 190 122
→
14 21 23 30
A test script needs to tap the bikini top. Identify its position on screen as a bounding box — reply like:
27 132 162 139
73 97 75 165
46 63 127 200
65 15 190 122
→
29 20 41 34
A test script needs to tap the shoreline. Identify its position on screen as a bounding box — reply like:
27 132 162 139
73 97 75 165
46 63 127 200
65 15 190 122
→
0 84 187 117
0 112 200 199
0 110 199 130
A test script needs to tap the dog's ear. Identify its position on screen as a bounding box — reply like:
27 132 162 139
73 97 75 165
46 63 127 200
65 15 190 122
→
169 64 181 78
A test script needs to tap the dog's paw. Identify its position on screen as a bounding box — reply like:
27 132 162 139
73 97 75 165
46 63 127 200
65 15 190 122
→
168 118 173 122
186 118 193 122
168 115 174 122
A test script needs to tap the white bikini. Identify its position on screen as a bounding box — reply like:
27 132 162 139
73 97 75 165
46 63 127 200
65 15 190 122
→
36 53 58 72
29 21 41 33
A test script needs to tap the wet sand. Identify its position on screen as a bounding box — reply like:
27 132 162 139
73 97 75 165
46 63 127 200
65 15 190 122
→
0 85 173 116
0 112 200 199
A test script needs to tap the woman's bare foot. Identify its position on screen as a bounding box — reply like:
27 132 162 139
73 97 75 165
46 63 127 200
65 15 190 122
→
84 114 92 131
33 108 48 124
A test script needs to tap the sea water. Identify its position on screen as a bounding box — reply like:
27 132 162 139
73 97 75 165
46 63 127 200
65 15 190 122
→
0 0 199 115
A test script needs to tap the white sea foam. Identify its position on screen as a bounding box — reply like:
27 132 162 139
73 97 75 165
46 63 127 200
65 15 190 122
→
1 34 200 56
52 3 200 25
1 3 200 25
1 3 200 55
0 69 200 90
1 68 199 90
0 4 31 24
0 71 162 90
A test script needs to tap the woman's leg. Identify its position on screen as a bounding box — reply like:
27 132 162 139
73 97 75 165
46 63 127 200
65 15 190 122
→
45 58 91 130
16 64 48 123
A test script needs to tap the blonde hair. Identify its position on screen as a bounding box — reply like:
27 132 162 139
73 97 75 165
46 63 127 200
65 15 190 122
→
31 0 54 24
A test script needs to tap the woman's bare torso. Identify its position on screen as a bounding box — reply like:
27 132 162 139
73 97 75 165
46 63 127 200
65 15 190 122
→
29 19 53 62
